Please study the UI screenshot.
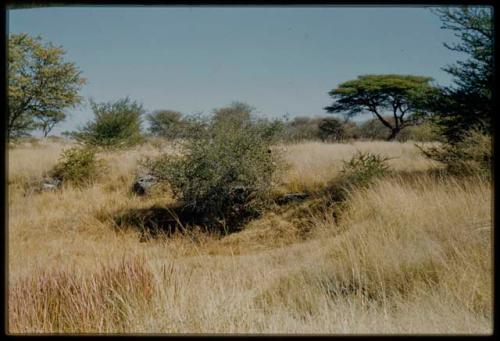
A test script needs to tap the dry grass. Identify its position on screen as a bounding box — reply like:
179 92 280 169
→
7 139 492 334
279 141 441 192
10 257 154 333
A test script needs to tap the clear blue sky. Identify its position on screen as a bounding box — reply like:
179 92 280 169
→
8 6 462 135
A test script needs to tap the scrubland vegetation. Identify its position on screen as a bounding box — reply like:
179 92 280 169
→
8 136 492 334
7 5 492 335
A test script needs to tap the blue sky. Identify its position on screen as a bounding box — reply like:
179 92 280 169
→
8 6 462 135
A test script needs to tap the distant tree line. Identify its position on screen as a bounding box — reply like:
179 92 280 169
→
146 105 439 143
7 6 492 148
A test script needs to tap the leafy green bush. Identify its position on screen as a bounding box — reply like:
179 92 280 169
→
358 117 440 142
341 152 391 187
51 146 103 186
212 102 253 127
258 116 362 143
325 152 391 208
396 122 441 142
318 117 346 142
317 117 362 142
279 116 321 142
147 113 280 230
418 129 491 177
359 117 393 140
146 110 183 139
75 97 144 148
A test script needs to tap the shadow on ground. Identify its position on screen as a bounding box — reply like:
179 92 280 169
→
113 169 445 242
114 204 213 238
113 202 266 240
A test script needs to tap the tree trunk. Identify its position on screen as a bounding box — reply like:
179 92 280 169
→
387 128 400 141
42 122 54 137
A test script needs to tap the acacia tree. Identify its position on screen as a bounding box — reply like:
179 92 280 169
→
35 111 67 137
8 33 86 139
324 75 437 140
429 6 493 142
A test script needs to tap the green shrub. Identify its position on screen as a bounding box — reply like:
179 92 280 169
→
418 129 491 177
342 121 362 140
280 116 321 142
341 152 391 186
325 152 391 208
51 147 102 186
359 117 392 140
280 116 352 142
358 117 441 142
318 117 346 142
212 102 253 127
75 97 144 149
146 110 183 139
396 122 441 142
147 113 281 231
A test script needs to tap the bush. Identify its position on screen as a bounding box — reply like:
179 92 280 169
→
75 97 144 148
279 116 353 142
325 152 391 206
146 110 183 139
212 102 253 127
179 113 210 139
278 117 317 142
396 122 441 142
359 117 392 140
342 121 362 140
418 129 491 177
51 146 102 186
318 117 346 142
319 117 363 142
147 113 280 231
359 117 440 142
341 152 391 188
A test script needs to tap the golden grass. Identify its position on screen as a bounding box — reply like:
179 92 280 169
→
279 141 440 192
10 257 154 333
7 140 492 334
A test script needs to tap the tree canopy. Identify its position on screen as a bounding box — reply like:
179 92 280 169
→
8 33 86 138
429 6 493 142
325 74 437 140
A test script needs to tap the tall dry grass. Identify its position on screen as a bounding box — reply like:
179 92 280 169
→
10 257 154 334
279 141 441 192
7 139 492 334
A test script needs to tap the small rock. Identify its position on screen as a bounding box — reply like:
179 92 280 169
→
40 176 62 191
132 174 158 195
42 183 58 191
277 192 309 205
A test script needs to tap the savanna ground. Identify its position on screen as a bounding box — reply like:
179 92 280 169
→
7 138 492 334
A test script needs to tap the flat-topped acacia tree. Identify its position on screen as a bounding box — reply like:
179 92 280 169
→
324 74 437 140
